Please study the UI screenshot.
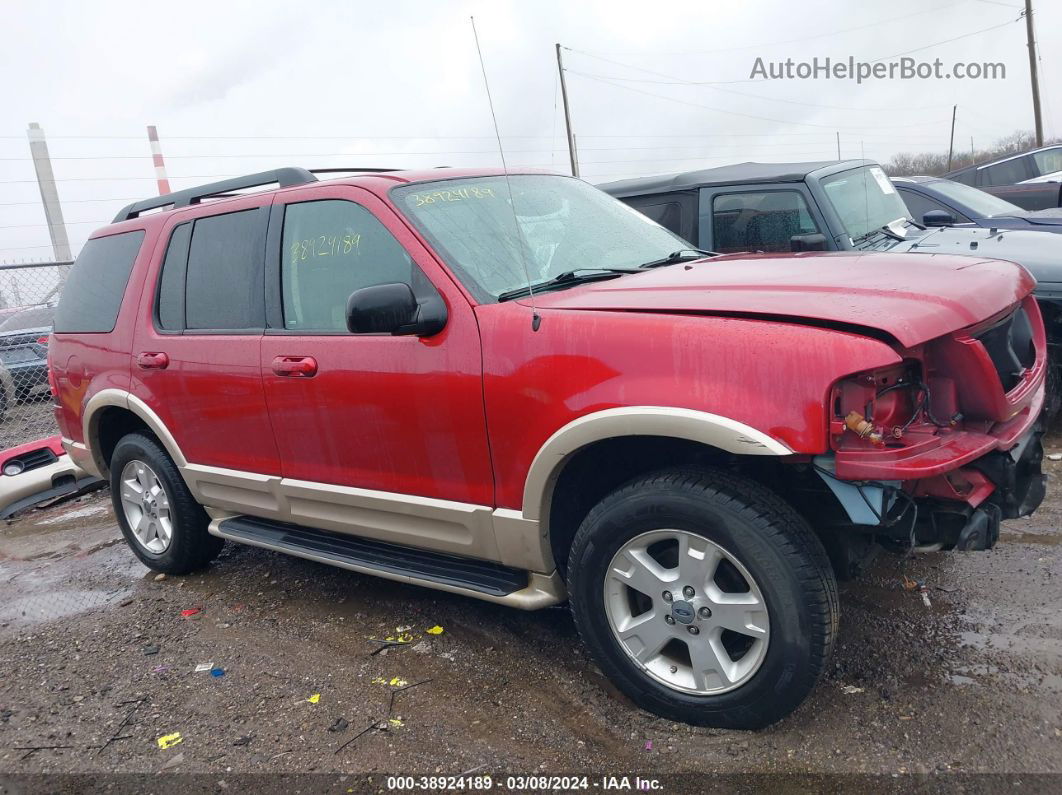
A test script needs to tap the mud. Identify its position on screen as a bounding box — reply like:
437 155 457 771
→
0 445 1060 781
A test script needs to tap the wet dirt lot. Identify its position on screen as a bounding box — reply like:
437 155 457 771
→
0 447 1060 785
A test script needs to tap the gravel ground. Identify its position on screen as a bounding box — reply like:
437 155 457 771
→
0 441 1060 786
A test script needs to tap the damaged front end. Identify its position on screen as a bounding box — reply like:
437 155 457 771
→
811 296 1047 556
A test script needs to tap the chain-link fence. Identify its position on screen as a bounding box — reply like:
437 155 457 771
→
0 261 68 450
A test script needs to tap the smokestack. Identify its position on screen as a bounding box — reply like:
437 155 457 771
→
147 125 172 196
26 123 72 262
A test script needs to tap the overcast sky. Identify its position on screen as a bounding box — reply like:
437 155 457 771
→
1 0 1058 262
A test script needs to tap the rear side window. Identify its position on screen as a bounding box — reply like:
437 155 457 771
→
982 158 1029 186
53 230 145 333
280 200 416 331
184 209 266 330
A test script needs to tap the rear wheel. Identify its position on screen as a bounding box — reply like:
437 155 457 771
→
567 467 838 729
110 432 223 574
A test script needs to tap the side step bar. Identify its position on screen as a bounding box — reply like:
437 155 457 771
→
212 516 564 608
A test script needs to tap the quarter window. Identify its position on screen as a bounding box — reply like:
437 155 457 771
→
1032 148 1062 178
54 230 145 333
706 190 819 254
280 200 417 331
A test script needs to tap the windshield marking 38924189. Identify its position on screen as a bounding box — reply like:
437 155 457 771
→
392 175 693 302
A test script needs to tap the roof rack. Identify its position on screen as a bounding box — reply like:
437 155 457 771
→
309 167 398 175
112 167 317 223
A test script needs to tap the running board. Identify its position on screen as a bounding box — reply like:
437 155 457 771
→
212 515 564 608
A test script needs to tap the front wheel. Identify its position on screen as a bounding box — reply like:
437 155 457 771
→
567 467 838 730
110 432 223 574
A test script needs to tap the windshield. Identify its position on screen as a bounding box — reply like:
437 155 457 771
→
927 179 1022 218
821 166 912 241
392 175 689 301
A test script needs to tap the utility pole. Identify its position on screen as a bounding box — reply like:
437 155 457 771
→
555 43 579 177
836 132 841 161
147 125 172 195
947 105 957 171
26 123 72 263
1024 0 1044 147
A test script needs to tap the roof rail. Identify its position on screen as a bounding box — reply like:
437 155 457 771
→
309 167 399 175
112 167 318 223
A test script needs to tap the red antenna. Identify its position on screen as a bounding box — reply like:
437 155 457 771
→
147 125 171 196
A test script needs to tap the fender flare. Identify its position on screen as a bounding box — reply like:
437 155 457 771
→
521 406 792 521
82 388 188 478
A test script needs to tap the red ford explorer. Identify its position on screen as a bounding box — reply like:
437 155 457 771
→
50 167 1046 729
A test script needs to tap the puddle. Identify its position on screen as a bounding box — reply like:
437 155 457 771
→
0 587 129 625
34 503 109 525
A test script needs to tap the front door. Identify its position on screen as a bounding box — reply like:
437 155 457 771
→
259 184 494 525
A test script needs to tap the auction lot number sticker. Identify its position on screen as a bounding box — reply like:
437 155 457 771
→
387 775 663 791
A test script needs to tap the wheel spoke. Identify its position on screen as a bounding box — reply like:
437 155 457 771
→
678 533 721 590
134 513 152 544
135 465 152 490
688 633 738 691
609 547 677 597
709 596 768 638
616 610 672 663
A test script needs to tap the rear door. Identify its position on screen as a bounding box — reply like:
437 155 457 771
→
132 194 280 475
259 183 493 507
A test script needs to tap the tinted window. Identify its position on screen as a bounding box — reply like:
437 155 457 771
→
982 158 1029 186
54 230 144 333
156 222 191 330
185 210 265 330
949 169 976 186
1032 148 1062 178
898 189 949 224
281 200 416 331
633 201 681 234
707 190 819 253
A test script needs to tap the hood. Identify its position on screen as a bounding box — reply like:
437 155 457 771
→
1024 207 1062 225
885 225 1062 285
531 251 1034 348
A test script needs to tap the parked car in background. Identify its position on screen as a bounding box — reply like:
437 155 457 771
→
52 166 1046 729
601 159 1062 417
0 303 54 402
893 175 1062 234
945 144 1062 211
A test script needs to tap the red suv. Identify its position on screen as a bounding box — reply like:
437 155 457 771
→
51 167 1046 729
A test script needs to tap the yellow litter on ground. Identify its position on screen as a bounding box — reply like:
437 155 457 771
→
307 693 321 704
426 625 445 635
157 732 183 749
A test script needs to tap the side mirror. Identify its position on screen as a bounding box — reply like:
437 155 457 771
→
346 283 447 336
922 209 955 227
790 233 828 252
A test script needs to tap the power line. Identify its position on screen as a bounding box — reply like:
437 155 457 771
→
868 18 1020 62
573 2 965 56
568 71 953 131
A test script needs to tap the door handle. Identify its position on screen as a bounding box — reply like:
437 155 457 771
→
136 351 169 370
272 356 318 378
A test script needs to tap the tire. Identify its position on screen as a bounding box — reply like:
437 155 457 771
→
109 432 223 574
567 467 838 730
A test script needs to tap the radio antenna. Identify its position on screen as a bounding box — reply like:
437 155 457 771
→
470 15 541 331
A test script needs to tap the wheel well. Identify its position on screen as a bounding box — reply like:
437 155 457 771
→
95 407 154 474
547 436 734 577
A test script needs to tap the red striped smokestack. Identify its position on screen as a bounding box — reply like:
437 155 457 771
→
147 125 172 196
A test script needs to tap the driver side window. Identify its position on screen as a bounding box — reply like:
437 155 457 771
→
280 200 420 331
706 190 819 254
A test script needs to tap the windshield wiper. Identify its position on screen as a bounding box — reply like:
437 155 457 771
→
497 267 641 302
638 248 716 269
853 219 908 246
